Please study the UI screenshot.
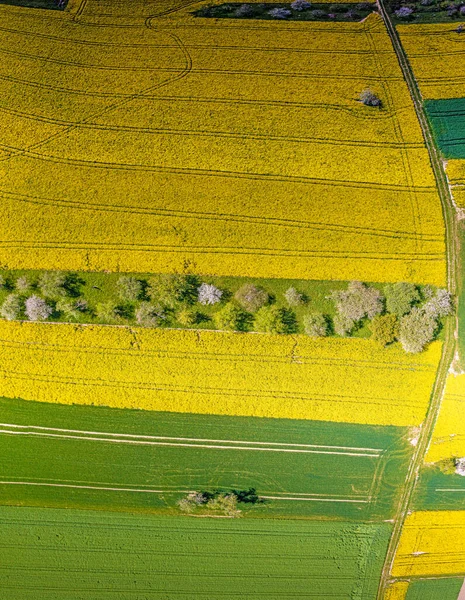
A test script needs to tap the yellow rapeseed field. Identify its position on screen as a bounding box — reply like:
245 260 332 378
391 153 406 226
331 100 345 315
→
445 160 465 209
0 5 446 284
398 24 465 99
392 511 465 577
426 373 465 463
0 321 441 426
385 582 408 600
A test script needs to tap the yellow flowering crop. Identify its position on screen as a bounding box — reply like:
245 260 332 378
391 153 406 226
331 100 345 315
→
385 582 408 600
392 511 465 577
0 7 446 285
426 373 465 463
445 160 465 209
0 321 441 426
398 24 465 100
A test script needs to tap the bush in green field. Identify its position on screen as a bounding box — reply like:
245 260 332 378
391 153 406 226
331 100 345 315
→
399 307 437 353
176 307 202 327
329 281 384 322
117 276 143 302
38 271 68 299
234 283 269 312
0 294 22 321
95 300 121 323
254 306 297 334
384 282 420 317
15 275 32 293
56 298 88 321
207 493 241 517
333 313 355 337
148 274 199 307
135 302 166 327
369 314 399 346
422 288 453 319
284 286 305 307
213 302 249 331
303 312 328 337
25 295 53 321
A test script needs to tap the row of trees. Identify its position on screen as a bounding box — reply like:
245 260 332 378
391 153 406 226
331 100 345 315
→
177 488 261 517
0 272 453 353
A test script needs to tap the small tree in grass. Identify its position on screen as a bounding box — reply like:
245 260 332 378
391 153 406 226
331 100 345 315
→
96 300 121 323
254 306 297 334
56 298 88 321
422 288 453 319
117 276 143 302
291 0 311 9
329 281 384 322
148 274 199 308
16 276 31 293
268 7 292 18
303 312 328 337
399 307 437 353
177 307 203 327
25 295 53 321
207 493 241 517
234 284 269 312
333 313 355 337
38 271 67 299
284 286 305 307
136 302 166 327
360 89 382 107
198 283 223 306
384 282 420 317
369 314 399 346
1 294 22 321
213 302 249 331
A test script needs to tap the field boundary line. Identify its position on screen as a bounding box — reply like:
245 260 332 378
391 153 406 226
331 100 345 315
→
375 2 459 598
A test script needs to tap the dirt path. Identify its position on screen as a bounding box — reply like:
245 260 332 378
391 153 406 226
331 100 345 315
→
374 2 460 598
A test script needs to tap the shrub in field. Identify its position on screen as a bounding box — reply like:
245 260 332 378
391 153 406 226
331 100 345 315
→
135 302 166 327
254 306 297 334
399 307 437 353
1 294 22 321
344 9 360 18
207 493 241 517
422 288 453 319
117 276 143 302
291 0 311 10
38 271 67 299
198 283 223 305
384 282 420 317
235 283 268 312
369 314 399 346
25 295 53 321
56 298 88 321
234 3 253 16
148 274 198 307
329 281 384 322
15 276 32 293
95 301 121 323
177 307 202 327
311 8 327 17
269 7 292 17
303 312 328 337
284 286 305 307
213 302 249 331
395 6 414 16
333 313 355 336
360 89 382 107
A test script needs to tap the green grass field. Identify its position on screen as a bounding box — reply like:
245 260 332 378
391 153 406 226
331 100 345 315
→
0 506 392 600
425 99 465 160
0 397 412 520
406 577 464 599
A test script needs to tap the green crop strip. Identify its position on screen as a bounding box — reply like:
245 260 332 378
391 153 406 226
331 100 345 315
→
0 397 413 521
425 99 465 160
406 578 464 600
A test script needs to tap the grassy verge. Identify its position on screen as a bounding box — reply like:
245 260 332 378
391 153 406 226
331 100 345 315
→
193 2 376 21
389 0 465 24
0 269 448 342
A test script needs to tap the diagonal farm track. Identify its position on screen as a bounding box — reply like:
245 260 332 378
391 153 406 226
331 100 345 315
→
375 1 460 597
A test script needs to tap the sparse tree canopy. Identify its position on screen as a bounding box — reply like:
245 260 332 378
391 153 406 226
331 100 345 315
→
198 283 223 305
399 307 437 353
234 284 269 312
284 286 305 307
38 271 67 300
16 276 31 293
1 294 22 321
25 295 53 321
95 300 120 323
384 282 420 317
329 281 384 322
333 313 355 337
136 302 166 327
291 0 311 10
148 274 199 308
213 302 249 331
177 307 201 327
369 314 399 346
268 7 292 17
117 276 143 302
422 288 453 319
254 306 297 334
303 313 328 337
360 89 382 107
